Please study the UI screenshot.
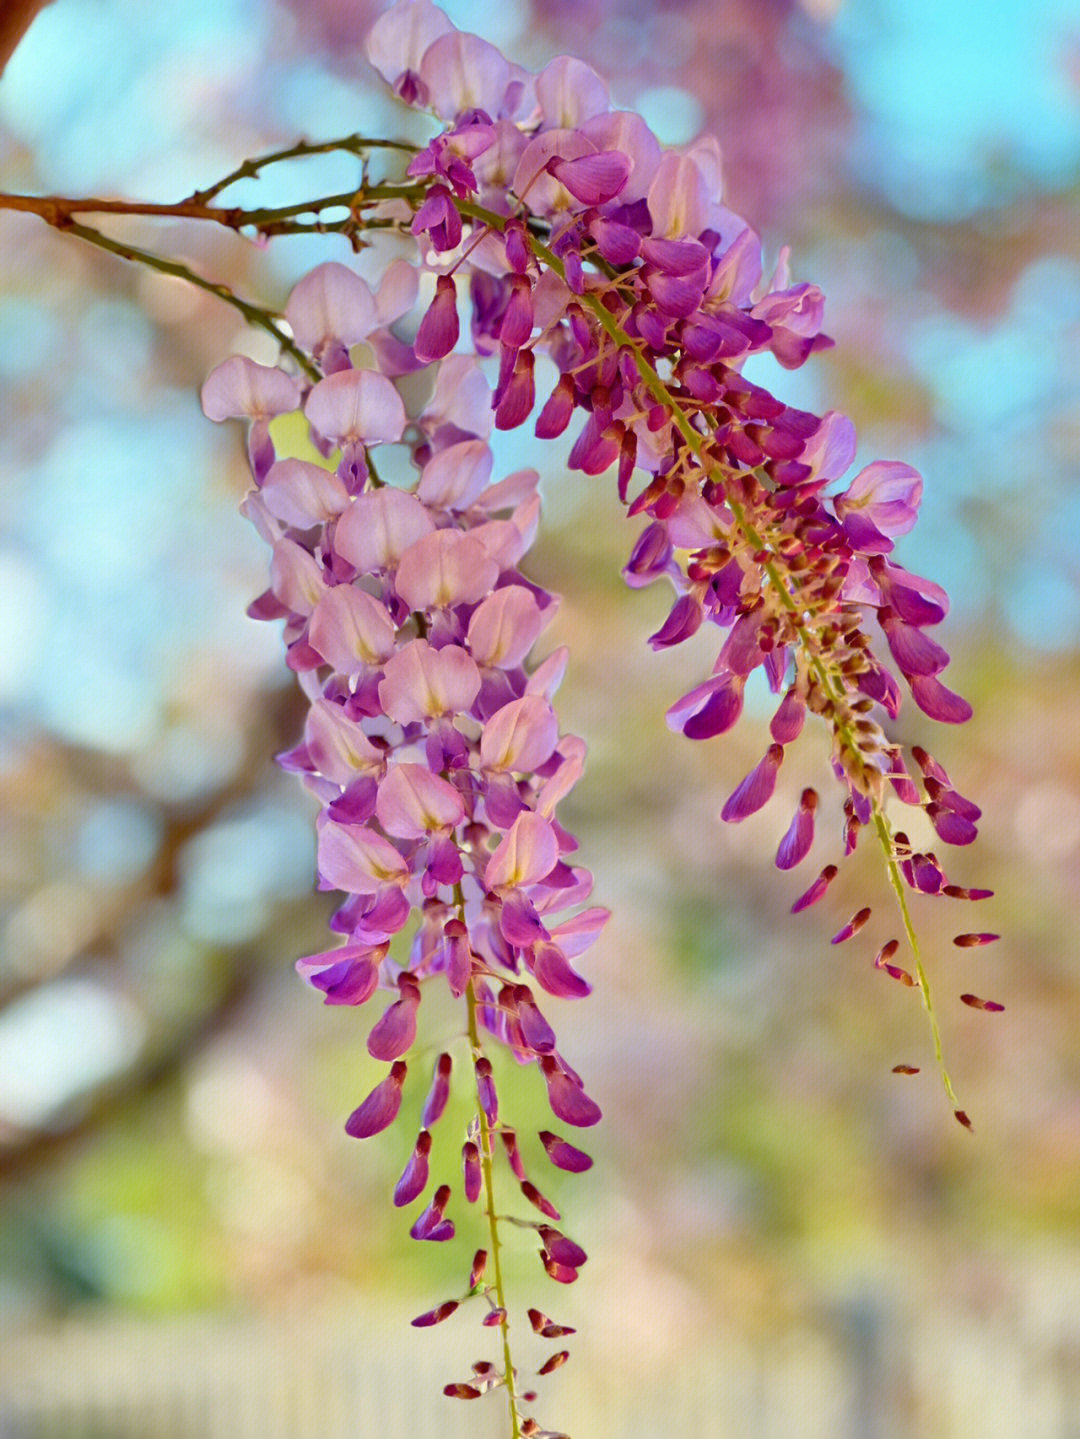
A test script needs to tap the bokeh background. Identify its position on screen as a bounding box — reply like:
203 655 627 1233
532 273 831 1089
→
1 0 1078 1434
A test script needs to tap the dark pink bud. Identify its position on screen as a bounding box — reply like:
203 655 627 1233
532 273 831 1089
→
414 275 459 362
883 615 950 677
911 853 945 894
528 1307 577 1338
310 954 379 1006
924 777 981 821
588 216 641 265
482 1308 506 1327
394 1128 432 1207
367 978 421 1060
410 1182 454 1241
648 593 702 649
791 863 838 913
666 671 745 741
500 1129 527 1180
444 920 472 999
775 788 817 870
953 932 1000 947
530 941 591 999
831 906 871 944
504 218 530 273
927 803 978 846
960 993 1005 1011
411 1299 459 1327
911 745 950 784
540 1056 601 1127
538 1349 571 1374
943 885 994 901
345 1060 407 1138
499 275 534 350
470 1249 488 1288
874 939 915 986
535 374 575 438
422 1052 453 1128
463 1141 483 1203
494 347 535 430
521 1179 560 1220
444 1383 481 1399
539 1225 587 1268
721 744 783 823
475 1057 498 1126
538 1129 593 1173
540 1255 579 1285
770 687 806 743
514 985 557 1054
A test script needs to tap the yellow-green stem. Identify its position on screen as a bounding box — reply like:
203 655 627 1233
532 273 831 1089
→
466 979 523 1439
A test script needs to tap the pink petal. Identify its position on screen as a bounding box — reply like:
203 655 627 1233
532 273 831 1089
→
666 672 745 740
530 941 591 999
285 262 378 352
378 639 481 724
467 586 544 668
200 356 301 422
485 810 559 889
481 695 559 774
368 986 420 1060
549 150 629 207
365 0 453 88
417 439 493 510
305 699 382 786
269 538 326 615
395 1130 432 1207
376 763 465 838
317 819 408 894
260 458 350 527
419 30 513 120
910 674 973 724
647 151 710 240
775 788 817 870
304 369 407 446
538 1129 593 1173
535 54 609 127
308 585 397 671
345 1060 407 1138
540 1058 601 1127
334 487 435 574
395 529 499 610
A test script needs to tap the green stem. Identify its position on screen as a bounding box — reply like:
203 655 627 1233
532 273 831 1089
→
58 218 319 380
465 980 523 1439
185 132 417 205
459 199 962 1112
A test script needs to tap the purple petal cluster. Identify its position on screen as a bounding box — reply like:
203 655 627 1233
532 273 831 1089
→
364 0 989 927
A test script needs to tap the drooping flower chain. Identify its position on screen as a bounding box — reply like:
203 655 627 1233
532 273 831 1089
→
361 0 999 1115
198 0 1000 1429
203 260 606 1433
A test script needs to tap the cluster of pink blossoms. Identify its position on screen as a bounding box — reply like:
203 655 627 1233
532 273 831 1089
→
201 0 995 1420
364 0 993 935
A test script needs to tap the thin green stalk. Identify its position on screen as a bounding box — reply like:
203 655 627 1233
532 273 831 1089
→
186 132 417 205
465 981 523 1438
58 218 319 380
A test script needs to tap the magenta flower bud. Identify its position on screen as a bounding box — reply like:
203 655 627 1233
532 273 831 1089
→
307 952 380 1006
494 348 535 431
927 803 978 846
648 594 702 649
540 1057 601 1127
475 1057 498 1126
883 615 950 677
770 687 806 744
443 921 472 999
953 932 1000 947
535 375 575 439
394 1129 432 1207
530 941 591 1000
775 788 817 871
721 744 783 823
462 1141 482 1203
422 1052 454 1128
499 275 534 350
500 1128 527 1180
415 275 460 363
521 1179 561 1220
514 985 557 1054
345 1060 407 1138
470 1249 488 1289
830 906 871 945
367 977 421 1060
410 1183 454 1241
791 863 838 914
540 1254 579 1285
666 671 745 741
539 1226 587 1269
528 1307 577 1339
411 1299 458 1327
910 674 973 725
538 1129 593 1173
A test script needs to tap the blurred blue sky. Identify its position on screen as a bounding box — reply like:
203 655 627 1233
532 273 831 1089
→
0 0 1077 761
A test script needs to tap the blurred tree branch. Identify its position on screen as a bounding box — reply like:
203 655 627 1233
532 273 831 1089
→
0 0 53 76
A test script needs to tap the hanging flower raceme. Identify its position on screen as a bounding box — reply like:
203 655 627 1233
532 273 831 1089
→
361 0 996 1134
202 254 606 1432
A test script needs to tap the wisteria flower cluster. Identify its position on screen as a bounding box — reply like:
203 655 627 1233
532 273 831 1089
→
189 0 998 1431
